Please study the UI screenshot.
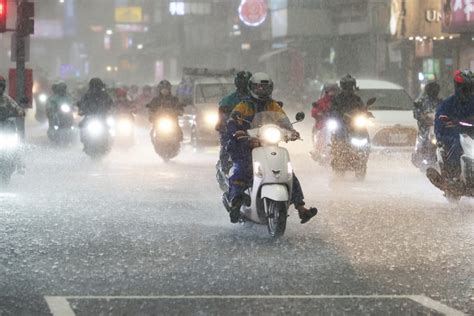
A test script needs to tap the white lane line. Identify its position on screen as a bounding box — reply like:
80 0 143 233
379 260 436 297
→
44 295 467 316
44 296 75 316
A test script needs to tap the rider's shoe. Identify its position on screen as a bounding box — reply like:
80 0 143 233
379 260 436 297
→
296 205 318 224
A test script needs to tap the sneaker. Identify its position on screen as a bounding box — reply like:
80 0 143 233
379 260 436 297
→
426 167 445 191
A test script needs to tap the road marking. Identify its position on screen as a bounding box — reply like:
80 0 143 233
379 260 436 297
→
44 294 466 316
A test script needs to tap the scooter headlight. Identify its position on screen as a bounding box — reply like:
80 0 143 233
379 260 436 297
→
157 117 174 134
327 119 339 132
38 93 48 104
261 126 282 144
87 120 104 137
0 134 19 149
351 137 369 147
431 137 437 145
204 111 219 127
117 119 133 135
60 104 71 113
106 117 115 127
353 115 369 129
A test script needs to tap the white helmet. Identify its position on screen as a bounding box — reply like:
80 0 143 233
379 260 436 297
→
249 72 273 100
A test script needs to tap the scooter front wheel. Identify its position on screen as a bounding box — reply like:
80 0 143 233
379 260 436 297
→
264 199 288 238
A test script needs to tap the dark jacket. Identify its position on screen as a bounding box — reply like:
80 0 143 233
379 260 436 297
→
330 91 364 120
435 94 474 145
78 91 114 116
147 95 183 121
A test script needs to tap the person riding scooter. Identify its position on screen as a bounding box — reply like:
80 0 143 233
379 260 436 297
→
224 73 318 224
412 81 442 169
0 75 26 174
147 80 184 141
77 78 114 118
331 75 364 122
427 70 474 189
216 71 252 177
46 82 74 133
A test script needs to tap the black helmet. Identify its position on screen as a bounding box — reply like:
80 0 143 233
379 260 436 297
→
235 71 252 92
340 74 357 91
56 82 68 95
248 73 273 101
424 81 440 99
89 78 105 91
453 70 474 99
157 80 172 92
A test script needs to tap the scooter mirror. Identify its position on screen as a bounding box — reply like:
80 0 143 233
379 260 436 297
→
366 97 377 107
295 112 305 122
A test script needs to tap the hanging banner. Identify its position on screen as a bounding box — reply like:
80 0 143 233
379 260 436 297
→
442 0 474 33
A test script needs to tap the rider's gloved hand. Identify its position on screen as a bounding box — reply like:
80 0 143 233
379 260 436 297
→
234 130 248 141
290 130 300 141
249 139 261 149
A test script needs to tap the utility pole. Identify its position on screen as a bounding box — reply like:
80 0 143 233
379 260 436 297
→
15 0 34 140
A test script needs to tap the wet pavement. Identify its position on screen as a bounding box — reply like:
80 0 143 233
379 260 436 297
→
0 121 472 315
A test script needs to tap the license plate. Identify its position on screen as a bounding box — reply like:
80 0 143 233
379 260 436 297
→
389 133 408 144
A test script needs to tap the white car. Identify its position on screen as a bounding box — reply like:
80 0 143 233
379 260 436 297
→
356 79 417 150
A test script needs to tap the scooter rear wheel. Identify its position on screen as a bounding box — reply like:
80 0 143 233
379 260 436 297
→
265 199 288 238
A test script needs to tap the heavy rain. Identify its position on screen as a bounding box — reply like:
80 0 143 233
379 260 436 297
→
0 0 473 315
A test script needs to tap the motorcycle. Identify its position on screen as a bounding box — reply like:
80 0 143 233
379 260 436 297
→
114 112 136 148
48 103 76 146
310 116 332 165
151 109 182 162
223 111 305 238
427 117 474 203
328 98 376 180
0 117 22 184
411 112 437 171
80 115 114 159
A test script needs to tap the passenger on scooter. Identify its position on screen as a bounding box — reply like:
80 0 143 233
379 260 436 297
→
216 71 252 174
311 83 339 157
427 70 474 183
224 73 318 224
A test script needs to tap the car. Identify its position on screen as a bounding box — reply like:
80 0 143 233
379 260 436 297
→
357 79 417 150
177 68 236 146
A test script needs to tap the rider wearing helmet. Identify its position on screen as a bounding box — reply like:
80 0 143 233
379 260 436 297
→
146 80 184 140
46 82 73 128
427 70 474 185
147 80 183 120
0 76 25 119
216 71 252 174
330 74 364 120
224 73 318 224
77 78 114 117
413 81 442 141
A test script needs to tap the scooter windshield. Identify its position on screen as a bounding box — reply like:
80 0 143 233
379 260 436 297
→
250 111 292 131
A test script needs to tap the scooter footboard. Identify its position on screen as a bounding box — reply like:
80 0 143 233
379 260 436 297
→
260 184 289 202
461 155 474 185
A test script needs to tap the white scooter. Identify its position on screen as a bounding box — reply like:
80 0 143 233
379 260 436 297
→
227 111 305 238
427 117 474 202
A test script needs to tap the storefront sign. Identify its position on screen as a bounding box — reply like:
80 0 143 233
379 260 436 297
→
239 0 268 27
115 7 142 24
442 0 474 33
426 10 442 22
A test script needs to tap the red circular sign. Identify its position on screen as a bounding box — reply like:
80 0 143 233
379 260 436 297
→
239 0 268 27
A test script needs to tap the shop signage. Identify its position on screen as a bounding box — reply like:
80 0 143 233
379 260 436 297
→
442 0 474 33
239 0 268 27
115 6 142 24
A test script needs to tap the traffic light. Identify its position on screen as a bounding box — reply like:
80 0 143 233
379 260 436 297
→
0 0 7 33
17 1 34 36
